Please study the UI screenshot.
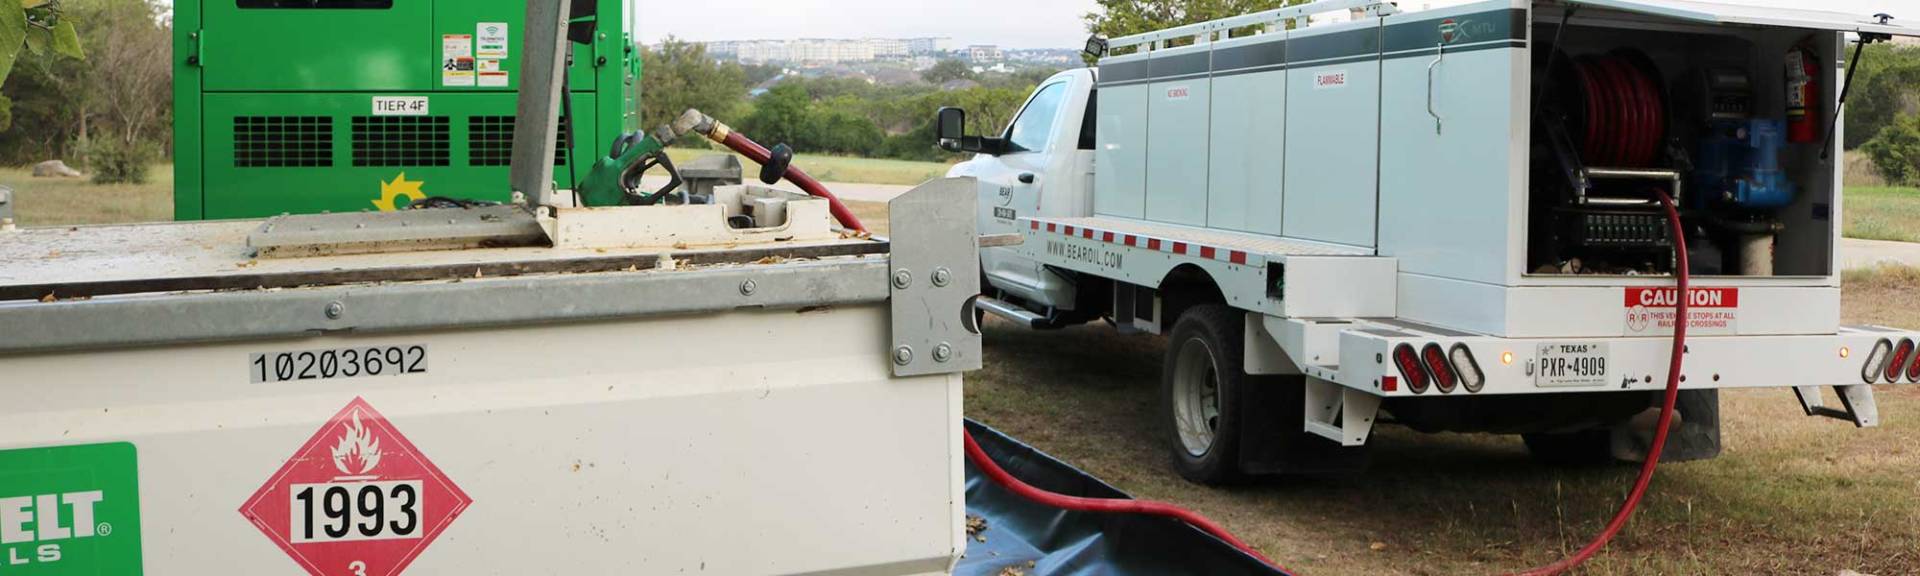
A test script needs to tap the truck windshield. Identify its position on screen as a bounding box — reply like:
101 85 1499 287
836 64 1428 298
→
1008 82 1068 153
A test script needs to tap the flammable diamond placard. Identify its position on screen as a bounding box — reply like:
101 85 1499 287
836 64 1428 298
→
241 398 471 576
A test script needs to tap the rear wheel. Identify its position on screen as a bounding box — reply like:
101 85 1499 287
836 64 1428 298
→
1162 305 1246 484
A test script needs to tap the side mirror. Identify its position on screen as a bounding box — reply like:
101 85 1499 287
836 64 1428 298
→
936 107 970 152
935 107 1009 155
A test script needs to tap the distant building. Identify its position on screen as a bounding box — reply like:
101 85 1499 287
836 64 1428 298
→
964 45 1002 63
695 37 953 65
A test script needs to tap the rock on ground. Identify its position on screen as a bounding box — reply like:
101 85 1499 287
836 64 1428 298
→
32 160 82 178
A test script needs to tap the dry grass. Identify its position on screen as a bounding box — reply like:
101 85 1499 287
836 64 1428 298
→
3 165 174 227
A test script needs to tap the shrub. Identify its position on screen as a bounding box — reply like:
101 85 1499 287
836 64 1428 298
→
82 139 157 185
1862 115 1920 187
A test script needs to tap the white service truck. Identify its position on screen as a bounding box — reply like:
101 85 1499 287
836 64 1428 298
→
943 0 1920 483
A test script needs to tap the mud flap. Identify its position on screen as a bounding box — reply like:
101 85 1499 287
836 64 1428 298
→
1237 376 1370 476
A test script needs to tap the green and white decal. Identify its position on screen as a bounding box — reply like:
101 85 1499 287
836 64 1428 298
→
0 443 141 574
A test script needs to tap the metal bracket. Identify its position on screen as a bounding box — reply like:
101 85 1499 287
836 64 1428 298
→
1793 384 1880 428
888 178 982 377
248 206 548 259
1304 376 1380 447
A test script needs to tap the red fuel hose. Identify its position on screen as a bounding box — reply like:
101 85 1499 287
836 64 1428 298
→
961 191 1690 576
665 112 868 233
1508 189 1688 576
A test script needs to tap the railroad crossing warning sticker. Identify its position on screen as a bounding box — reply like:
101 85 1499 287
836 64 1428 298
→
241 398 471 576
1624 287 1739 336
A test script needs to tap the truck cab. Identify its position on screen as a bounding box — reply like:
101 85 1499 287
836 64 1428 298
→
945 69 1097 323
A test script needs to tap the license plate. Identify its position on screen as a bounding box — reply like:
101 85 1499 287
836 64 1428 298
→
1535 342 1610 388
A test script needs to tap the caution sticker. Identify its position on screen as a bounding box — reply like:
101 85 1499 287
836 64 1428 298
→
241 398 472 576
442 34 475 87
1624 287 1739 336
476 23 508 59
477 60 509 88
0 442 143 574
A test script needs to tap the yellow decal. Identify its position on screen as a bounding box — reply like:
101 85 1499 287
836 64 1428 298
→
373 173 427 211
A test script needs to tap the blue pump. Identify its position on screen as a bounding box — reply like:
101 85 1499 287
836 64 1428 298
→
1692 118 1797 209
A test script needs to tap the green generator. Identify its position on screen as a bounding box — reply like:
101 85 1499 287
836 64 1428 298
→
172 0 637 220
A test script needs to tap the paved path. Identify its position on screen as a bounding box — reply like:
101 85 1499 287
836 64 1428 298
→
1843 238 1920 271
638 176 914 204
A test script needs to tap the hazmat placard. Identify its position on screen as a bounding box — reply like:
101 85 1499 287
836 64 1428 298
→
241 398 471 576
477 59 509 88
442 34 476 87
0 442 142 574
1623 287 1739 336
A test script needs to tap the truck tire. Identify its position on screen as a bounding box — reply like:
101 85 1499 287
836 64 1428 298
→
1161 305 1248 484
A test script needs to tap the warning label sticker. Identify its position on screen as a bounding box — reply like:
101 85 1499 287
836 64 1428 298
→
241 398 471 576
477 59 508 87
476 23 508 59
1624 287 1739 336
442 34 475 87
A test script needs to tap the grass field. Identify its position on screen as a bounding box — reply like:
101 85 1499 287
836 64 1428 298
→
1846 186 1920 243
665 147 955 187
3 165 174 227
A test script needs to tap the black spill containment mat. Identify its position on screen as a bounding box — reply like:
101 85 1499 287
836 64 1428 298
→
957 420 1289 576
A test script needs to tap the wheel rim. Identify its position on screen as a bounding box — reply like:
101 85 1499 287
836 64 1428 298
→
1172 337 1223 458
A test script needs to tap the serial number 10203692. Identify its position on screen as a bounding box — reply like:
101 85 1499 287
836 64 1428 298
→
251 346 428 384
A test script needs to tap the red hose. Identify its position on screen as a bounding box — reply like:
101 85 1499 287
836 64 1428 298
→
1575 55 1664 168
962 191 1690 576
1508 189 1688 576
960 428 1290 573
714 131 868 234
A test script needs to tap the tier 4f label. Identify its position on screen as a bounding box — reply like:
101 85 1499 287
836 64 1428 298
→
242 398 471 576
0 443 142 574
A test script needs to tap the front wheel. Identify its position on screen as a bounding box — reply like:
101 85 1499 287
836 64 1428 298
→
1161 305 1247 484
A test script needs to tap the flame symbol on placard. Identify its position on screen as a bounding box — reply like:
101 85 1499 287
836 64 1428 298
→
332 412 383 476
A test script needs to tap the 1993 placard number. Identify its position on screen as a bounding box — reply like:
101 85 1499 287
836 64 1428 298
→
251 346 428 384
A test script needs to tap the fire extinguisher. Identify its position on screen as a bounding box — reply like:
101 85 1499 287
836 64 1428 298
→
1785 39 1820 144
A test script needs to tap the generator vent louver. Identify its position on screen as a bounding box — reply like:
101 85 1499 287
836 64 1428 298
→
468 116 570 167
351 116 451 167
233 116 333 168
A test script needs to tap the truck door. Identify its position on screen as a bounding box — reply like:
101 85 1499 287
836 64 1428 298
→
978 81 1074 299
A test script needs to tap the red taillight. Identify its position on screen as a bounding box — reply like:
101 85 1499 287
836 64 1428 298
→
1393 344 1430 394
1423 343 1457 393
1908 342 1920 383
1889 339 1915 384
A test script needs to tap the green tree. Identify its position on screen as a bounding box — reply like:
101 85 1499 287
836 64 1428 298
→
638 37 746 134
740 83 812 149
1086 0 1306 52
1844 44 1920 150
921 59 974 85
1862 114 1920 186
